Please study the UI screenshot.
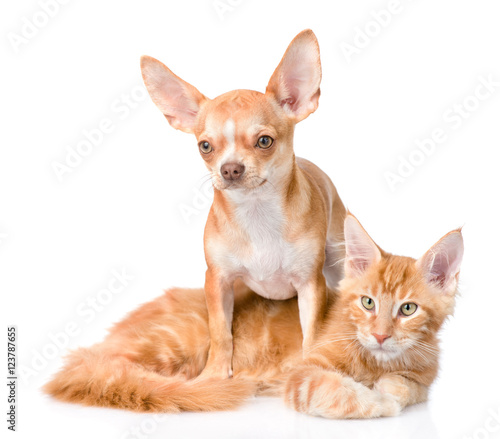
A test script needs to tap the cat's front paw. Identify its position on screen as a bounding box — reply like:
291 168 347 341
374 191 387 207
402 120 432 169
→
375 374 428 408
377 392 402 417
284 366 401 419
285 366 342 417
375 375 410 405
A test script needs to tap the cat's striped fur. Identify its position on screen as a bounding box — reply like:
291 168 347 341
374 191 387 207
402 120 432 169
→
44 215 463 418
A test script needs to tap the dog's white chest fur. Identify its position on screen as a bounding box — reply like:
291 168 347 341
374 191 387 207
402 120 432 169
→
225 190 303 299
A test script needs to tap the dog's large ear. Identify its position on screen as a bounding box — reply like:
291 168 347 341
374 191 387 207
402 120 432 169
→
140 56 207 133
265 29 322 122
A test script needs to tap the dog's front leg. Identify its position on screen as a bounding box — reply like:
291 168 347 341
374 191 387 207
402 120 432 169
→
199 267 234 379
295 268 328 356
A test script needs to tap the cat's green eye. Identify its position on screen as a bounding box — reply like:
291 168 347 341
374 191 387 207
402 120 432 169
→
400 302 418 316
361 296 375 310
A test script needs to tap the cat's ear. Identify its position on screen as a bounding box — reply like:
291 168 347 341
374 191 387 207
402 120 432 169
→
417 229 464 295
140 55 207 133
344 214 382 278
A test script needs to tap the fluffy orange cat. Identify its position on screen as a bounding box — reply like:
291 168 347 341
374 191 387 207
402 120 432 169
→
44 214 463 419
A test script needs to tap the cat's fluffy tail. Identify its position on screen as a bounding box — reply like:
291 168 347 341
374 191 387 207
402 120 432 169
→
43 347 256 412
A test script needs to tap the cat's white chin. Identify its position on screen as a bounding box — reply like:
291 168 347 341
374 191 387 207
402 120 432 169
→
368 347 402 362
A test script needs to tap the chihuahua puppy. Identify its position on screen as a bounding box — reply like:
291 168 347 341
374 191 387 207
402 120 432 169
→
141 30 346 378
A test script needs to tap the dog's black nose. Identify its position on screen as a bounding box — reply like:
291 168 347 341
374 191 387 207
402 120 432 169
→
221 163 245 181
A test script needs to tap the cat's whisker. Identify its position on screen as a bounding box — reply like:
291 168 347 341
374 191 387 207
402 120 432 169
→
414 345 438 355
308 337 357 349
343 339 358 354
413 339 439 349
415 340 439 350
305 335 358 355
413 342 439 357
407 346 431 364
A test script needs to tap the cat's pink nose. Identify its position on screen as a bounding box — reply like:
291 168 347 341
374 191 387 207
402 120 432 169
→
372 333 390 345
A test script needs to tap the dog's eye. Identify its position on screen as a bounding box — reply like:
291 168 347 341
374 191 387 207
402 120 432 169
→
199 141 212 154
400 302 418 316
361 296 375 311
256 136 274 149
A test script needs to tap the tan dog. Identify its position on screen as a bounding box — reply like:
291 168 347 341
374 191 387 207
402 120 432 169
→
141 30 346 378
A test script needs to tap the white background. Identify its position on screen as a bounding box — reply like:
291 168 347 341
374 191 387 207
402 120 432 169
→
1 1 500 438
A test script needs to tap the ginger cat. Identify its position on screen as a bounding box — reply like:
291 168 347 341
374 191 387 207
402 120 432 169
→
44 214 463 418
